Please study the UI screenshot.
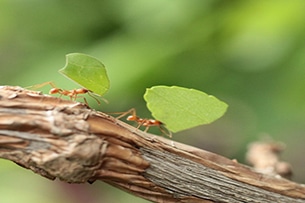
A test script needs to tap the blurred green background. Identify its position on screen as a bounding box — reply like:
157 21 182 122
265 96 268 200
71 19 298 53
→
1 0 305 202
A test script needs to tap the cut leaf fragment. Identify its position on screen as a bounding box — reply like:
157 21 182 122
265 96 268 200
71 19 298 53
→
144 86 228 133
59 53 110 96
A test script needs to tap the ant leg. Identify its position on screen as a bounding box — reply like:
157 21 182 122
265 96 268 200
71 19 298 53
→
81 96 89 106
143 126 150 132
71 90 78 101
25 81 57 90
115 108 136 120
71 94 89 106
26 82 66 99
136 119 147 130
87 91 101 105
159 125 172 138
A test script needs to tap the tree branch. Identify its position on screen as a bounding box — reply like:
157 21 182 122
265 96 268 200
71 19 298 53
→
0 86 304 203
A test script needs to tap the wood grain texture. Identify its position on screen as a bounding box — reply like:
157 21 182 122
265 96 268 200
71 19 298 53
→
0 86 304 203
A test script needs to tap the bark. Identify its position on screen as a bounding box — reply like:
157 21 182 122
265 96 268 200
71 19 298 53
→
0 85 304 203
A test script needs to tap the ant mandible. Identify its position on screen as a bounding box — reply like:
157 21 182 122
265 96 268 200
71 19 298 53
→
30 81 101 105
116 108 172 137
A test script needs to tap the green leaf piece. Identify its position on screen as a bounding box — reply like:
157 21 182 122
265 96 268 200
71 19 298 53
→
144 86 228 133
59 53 110 96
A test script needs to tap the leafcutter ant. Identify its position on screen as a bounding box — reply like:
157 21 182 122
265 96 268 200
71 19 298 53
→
116 108 172 137
29 81 105 105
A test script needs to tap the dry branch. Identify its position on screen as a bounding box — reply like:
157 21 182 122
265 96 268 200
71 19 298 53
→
0 86 304 203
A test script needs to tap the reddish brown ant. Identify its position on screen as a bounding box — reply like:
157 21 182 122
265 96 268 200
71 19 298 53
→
29 82 104 105
116 108 172 137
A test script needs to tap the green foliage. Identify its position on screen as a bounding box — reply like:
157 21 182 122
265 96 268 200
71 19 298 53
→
60 53 228 133
2 1 305 201
60 53 227 133
144 86 228 133
59 53 110 96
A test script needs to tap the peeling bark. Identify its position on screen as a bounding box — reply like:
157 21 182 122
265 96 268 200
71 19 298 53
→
0 86 305 203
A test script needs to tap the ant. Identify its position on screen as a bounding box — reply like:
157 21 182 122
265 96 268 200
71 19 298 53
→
116 108 172 137
29 81 103 105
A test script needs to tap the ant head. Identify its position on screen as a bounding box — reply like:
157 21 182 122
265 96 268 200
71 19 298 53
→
150 120 163 125
75 88 89 94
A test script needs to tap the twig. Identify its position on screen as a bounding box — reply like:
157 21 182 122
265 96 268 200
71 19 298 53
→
0 86 304 203
246 139 293 179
